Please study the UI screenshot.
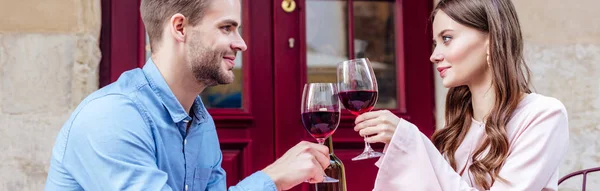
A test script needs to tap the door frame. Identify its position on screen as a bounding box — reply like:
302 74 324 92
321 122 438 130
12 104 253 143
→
274 0 435 154
273 0 434 190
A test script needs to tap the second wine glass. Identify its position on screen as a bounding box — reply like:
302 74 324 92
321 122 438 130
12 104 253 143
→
337 58 384 161
301 83 341 183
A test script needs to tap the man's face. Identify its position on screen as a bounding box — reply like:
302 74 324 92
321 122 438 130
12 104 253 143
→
186 0 247 86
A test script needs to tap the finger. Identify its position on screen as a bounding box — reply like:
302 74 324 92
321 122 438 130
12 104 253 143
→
358 125 386 137
307 146 331 169
308 158 325 183
305 142 329 156
365 132 388 143
354 118 383 132
355 110 386 125
288 141 312 156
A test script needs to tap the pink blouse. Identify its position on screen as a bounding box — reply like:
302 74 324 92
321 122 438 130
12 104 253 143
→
373 93 569 191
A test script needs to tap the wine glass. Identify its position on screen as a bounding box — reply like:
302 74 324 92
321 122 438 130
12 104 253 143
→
301 83 341 183
336 58 383 161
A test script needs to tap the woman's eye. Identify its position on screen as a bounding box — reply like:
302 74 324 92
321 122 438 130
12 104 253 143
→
442 36 452 43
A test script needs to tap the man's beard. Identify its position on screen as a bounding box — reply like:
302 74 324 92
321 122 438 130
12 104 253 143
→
187 41 234 87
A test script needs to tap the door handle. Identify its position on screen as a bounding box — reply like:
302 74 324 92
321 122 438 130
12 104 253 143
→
281 0 296 13
288 38 295 48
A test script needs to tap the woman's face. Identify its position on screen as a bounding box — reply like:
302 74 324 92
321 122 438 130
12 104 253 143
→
431 11 490 88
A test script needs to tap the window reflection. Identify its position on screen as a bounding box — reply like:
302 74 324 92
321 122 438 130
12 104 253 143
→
306 0 398 109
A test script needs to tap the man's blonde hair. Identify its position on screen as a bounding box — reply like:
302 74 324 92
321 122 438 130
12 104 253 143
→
140 0 213 52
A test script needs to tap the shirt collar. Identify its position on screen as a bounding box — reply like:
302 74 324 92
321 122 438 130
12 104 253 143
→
142 59 207 123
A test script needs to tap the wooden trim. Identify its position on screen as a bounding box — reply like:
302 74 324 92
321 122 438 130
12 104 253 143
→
244 0 276 175
347 0 355 60
395 0 408 113
99 0 142 88
99 0 111 87
240 0 253 113
299 0 307 87
402 0 436 136
138 15 146 68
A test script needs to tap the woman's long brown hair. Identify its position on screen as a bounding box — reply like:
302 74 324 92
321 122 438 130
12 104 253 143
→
430 0 532 189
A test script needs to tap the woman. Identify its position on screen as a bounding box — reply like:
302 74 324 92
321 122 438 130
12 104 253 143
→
355 0 569 190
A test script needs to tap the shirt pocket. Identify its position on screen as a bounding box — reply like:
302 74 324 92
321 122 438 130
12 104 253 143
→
193 167 211 191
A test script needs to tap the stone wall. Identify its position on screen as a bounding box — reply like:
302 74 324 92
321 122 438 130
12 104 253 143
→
433 0 600 190
0 0 101 190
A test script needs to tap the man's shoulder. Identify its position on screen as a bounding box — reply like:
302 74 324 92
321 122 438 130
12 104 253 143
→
52 91 154 163
65 68 155 134
94 68 148 98
74 68 151 121
60 94 153 149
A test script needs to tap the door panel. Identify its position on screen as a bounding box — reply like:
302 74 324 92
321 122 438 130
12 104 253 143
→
275 0 434 190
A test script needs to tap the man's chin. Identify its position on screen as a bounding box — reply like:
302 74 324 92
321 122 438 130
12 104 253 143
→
218 78 234 85
215 75 235 85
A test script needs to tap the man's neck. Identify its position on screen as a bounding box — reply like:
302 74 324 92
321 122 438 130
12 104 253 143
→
151 53 207 115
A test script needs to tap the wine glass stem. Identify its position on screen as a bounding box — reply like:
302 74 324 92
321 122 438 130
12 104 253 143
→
363 136 374 152
316 138 326 145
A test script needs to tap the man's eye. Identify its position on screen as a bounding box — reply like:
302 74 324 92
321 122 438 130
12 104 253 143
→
221 26 232 32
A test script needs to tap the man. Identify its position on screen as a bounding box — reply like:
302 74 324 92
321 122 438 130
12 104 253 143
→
45 0 330 190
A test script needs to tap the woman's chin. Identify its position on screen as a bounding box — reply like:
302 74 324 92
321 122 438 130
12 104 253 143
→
442 79 453 88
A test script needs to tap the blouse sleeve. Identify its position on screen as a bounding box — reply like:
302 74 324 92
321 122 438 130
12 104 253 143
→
373 99 568 191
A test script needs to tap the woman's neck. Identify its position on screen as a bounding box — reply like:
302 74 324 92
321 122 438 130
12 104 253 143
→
469 84 495 123
468 70 495 123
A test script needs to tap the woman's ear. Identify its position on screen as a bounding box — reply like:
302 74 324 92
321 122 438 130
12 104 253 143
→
485 38 490 67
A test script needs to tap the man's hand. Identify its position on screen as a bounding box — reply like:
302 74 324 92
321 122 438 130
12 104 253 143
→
262 141 330 190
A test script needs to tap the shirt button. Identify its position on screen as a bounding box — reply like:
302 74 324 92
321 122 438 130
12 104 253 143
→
184 139 187 145
183 119 190 123
185 184 188 191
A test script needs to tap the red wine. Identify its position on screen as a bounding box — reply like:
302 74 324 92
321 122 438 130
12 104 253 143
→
338 90 378 116
301 111 340 138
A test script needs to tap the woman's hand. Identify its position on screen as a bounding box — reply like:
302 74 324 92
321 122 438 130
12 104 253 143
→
354 110 401 144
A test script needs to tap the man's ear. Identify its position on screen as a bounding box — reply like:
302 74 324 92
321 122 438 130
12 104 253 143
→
169 13 187 43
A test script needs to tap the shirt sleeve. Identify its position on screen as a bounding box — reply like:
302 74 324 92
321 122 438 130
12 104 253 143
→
57 95 172 191
205 151 277 191
226 171 278 191
373 99 569 191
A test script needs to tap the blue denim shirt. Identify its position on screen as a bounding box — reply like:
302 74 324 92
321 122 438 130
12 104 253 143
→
45 59 277 191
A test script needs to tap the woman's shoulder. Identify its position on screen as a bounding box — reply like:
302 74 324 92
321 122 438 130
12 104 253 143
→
517 93 567 114
511 92 568 127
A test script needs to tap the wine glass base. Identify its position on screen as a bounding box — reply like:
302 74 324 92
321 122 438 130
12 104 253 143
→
351 151 384 161
322 176 340 183
305 175 339 183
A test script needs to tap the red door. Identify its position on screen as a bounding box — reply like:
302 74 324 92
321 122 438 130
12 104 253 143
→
274 0 435 190
101 0 434 190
